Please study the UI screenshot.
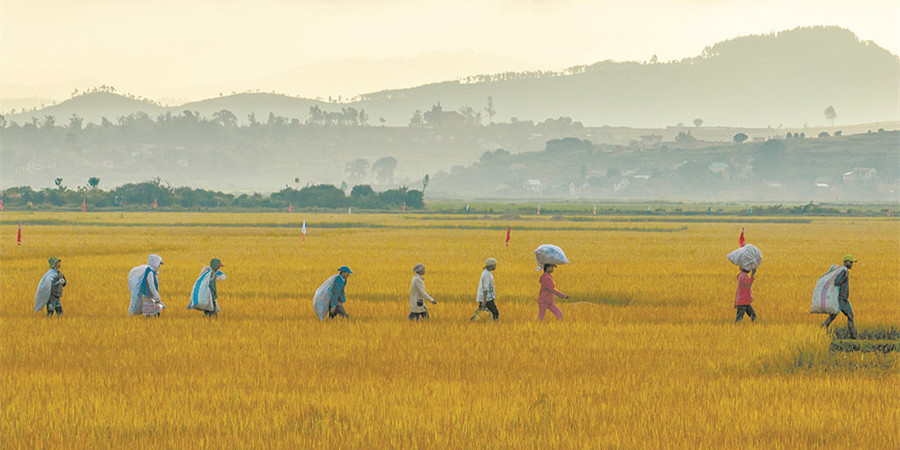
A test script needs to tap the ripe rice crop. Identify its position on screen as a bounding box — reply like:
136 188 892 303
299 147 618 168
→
1 212 898 448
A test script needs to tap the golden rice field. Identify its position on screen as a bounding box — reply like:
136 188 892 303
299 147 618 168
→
1 211 898 448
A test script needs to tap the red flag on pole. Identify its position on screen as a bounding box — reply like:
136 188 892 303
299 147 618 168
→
505 226 511 247
288 203 292 213
0 199 4 210
402 202 406 213
739 228 745 247
17 221 22 246
153 198 158 209
82 197 87 212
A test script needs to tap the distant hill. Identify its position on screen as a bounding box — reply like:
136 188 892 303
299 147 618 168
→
5 26 898 128
6 91 166 125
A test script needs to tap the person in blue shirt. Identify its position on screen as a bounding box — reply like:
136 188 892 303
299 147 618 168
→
329 266 353 319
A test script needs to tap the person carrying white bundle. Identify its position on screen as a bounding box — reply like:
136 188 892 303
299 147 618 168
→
819 255 858 339
128 254 164 318
189 258 226 318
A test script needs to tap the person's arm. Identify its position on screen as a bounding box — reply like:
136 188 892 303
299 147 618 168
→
542 275 567 299
147 272 161 301
416 277 435 303
330 277 345 308
54 273 66 286
484 274 495 302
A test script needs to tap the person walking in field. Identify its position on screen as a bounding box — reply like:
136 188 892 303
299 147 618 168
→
189 258 226 318
734 267 757 322
329 266 352 319
538 263 568 320
135 254 164 318
34 256 67 317
409 263 436 321
822 255 858 339
471 258 499 321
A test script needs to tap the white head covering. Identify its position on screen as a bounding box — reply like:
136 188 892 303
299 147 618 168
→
148 254 163 271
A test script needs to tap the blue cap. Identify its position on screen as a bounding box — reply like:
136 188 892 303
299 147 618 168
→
339 265 353 274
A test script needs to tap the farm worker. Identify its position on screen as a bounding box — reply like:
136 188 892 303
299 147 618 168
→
205 258 224 317
822 255 858 339
734 267 757 322
471 258 499 321
140 254 165 318
189 258 226 318
409 263 436 321
538 263 568 320
35 257 67 317
329 266 352 319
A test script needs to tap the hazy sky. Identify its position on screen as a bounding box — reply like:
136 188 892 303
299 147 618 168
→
2 0 898 100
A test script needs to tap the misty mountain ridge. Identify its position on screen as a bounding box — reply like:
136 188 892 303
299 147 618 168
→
4 26 898 128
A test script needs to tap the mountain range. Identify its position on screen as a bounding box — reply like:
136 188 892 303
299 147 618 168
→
5 26 898 128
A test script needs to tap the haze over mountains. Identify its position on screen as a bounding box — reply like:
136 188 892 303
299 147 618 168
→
2 26 898 202
5 27 898 129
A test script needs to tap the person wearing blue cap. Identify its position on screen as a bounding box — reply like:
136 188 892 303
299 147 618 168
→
329 266 353 319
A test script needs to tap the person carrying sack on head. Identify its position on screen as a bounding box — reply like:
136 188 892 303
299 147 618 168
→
408 263 436 321
734 267 757 323
538 263 568 320
822 255 858 339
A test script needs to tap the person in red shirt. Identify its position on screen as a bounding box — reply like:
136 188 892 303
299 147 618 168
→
538 263 568 320
734 267 757 322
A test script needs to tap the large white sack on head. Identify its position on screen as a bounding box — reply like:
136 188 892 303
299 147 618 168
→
726 244 762 270
535 244 570 270
128 265 149 315
313 275 339 320
811 265 845 314
34 270 55 312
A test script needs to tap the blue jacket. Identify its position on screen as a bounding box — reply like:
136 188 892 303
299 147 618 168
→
330 275 347 307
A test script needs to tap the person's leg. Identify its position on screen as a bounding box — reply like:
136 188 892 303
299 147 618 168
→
746 305 757 322
336 303 349 318
548 303 563 320
735 306 746 323
822 313 837 328
486 301 499 320
538 302 548 320
842 302 856 339
409 312 416 321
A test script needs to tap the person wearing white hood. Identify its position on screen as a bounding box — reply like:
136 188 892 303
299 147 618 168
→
135 254 164 317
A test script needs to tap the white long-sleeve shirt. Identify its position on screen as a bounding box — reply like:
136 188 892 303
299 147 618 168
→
475 269 495 303
409 274 434 313
145 271 160 302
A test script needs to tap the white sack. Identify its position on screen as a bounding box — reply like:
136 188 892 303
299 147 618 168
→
34 269 55 312
313 274 339 320
535 244 570 270
810 265 845 314
189 268 225 312
127 265 149 315
726 244 762 271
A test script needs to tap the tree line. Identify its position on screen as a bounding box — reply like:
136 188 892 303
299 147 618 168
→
1 180 424 211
